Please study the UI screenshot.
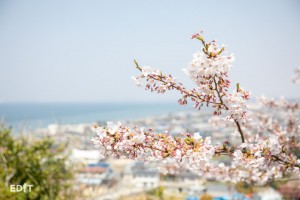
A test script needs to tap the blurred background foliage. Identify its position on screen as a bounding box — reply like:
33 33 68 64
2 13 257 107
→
0 125 75 200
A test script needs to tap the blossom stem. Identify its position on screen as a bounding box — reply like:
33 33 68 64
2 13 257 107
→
134 59 142 71
235 120 245 143
213 76 228 110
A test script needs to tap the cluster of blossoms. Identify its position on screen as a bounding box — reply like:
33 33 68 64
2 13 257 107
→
93 32 300 185
254 97 299 139
131 65 178 95
92 121 299 185
92 122 215 163
225 86 251 125
183 39 233 92
258 96 300 112
256 96 300 155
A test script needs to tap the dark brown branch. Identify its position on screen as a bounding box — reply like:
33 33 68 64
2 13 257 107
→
213 76 228 110
213 76 245 143
235 120 245 143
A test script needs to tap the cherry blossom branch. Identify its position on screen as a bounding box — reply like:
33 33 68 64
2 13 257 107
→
212 75 246 143
92 122 300 185
132 33 250 144
92 31 300 185
133 60 218 106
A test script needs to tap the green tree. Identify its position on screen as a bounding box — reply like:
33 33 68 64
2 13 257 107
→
0 126 74 200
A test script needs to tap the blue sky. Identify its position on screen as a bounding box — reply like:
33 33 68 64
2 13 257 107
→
0 0 299 102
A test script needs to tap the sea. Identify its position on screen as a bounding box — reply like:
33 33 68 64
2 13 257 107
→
0 102 194 132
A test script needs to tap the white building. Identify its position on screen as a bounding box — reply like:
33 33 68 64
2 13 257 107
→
70 149 101 164
122 162 160 190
